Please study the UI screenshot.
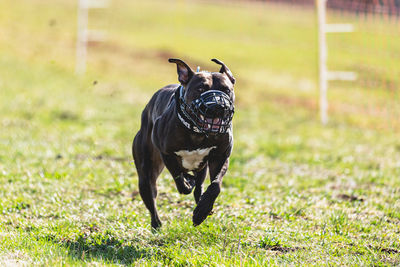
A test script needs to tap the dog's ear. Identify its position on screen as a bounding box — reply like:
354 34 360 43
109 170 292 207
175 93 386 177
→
211 58 235 85
168 58 194 86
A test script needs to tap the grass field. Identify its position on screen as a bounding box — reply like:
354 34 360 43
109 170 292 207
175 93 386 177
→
1 0 400 265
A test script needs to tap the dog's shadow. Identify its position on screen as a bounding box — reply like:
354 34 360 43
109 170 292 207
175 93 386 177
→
47 233 153 265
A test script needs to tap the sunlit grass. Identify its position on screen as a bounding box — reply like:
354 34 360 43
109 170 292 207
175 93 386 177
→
1 0 400 265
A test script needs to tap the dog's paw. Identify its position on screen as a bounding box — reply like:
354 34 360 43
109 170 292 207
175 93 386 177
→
151 217 162 230
192 183 220 226
175 173 196 195
192 197 214 226
184 173 196 187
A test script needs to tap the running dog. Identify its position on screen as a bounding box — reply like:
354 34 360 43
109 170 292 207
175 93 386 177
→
132 58 235 229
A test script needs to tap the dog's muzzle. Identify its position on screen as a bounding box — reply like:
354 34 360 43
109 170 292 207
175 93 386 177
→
176 86 234 134
190 90 234 134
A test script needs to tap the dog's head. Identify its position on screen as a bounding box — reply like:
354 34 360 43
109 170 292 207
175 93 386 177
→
169 58 235 134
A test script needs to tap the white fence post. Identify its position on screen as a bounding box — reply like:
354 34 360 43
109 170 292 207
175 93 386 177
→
76 0 88 74
317 0 328 125
317 0 356 124
76 0 108 74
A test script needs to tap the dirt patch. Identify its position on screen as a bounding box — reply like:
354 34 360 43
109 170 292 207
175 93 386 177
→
51 110 79 121
93 154 127 162
131 190 139 200
370 246 400 254
82 224 101 235
90 42 215 71
337 194 364 202
75 154 128 162
268 212 282 220
259 236 304 254
268 246 302 253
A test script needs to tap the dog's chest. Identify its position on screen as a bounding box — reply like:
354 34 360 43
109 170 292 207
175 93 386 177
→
175 146 216 171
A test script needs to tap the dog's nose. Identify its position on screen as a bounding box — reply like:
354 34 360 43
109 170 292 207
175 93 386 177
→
212 104 228 117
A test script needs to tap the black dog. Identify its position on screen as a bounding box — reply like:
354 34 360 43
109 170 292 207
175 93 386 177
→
132 58 235 229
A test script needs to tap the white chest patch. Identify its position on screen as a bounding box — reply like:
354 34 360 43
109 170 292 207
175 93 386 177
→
175 146 216 171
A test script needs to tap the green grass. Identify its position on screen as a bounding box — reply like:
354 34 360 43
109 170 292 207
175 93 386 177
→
1 0 400 265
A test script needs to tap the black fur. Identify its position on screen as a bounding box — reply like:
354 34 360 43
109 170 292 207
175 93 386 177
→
132 58 235 229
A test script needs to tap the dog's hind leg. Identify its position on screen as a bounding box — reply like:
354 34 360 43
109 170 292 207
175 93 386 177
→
133 131 164 229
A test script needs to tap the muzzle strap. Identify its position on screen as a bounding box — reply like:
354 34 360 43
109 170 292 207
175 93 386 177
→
175 86 202 133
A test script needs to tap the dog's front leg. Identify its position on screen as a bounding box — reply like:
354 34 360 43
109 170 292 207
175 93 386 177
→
193 157 229 226
194 167 208 204
161 153 196 195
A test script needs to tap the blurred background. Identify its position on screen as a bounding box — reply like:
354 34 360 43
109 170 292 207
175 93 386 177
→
1 0 399 130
